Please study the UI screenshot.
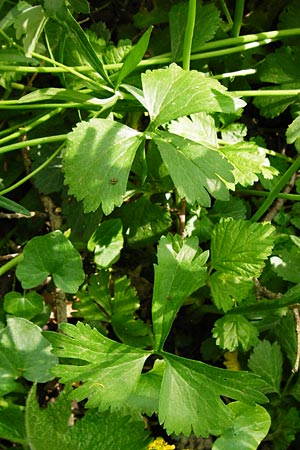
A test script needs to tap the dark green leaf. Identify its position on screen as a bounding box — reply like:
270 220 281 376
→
212 402 270 450
88 219 124 268
63 118 144 214
16 230 84 293
4 291 44 320
0 196 31 216
273 311 298 369
152 234 208 352
270 245 300 283
68 0 89 14
14 5 47 56
0 405 26 445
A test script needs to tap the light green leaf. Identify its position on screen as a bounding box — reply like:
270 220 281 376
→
3 291 44 320
219 142 277 187
169 2 220 61
209 272 253 312
212 402 270 450
154 131 234 206
88 219 124 269
14 5 47 56
63 118 144 214
168 112 218 147
0 1 29 31
0 317 58 389
44 322 150 408
159 352 267 437
16 230 84 293
0 196 31 216
213 314 259 352
248 340 283 394
0 405 26 445
111 276 151 348
152 235 208 352
211 219 275 277
286 114 300 151
142 64 245 127
116 26 152 87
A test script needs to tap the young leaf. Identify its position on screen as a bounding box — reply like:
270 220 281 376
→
286 114 300 151
153 131 234 207
44 322 150 408
168 112 218 147
63 118 144 214
0 196 31 216
213 314 259 352
116 26 153 88
211 219 275 277
0 317 58 390
209 272 253 312
16 230 84 293
152 235 208 352
4 291 44 320
159 352 267 437
248 340 283 394
141 64 245 128
212 402 271 450
88 219 124 269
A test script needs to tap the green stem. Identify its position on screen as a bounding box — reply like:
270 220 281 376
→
182 0 197 70
0 103 100 110
220 0 233 26
0 109 62 145
251 157 300 222
234 89 300 96
236 190 300 201
0 135 67 155
0 254 24 277
231 0 245 37
0 145 63 196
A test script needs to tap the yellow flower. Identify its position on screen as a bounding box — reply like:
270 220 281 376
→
147 437 176 450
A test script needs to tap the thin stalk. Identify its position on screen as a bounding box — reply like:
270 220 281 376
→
0 135 67 155
0 145 64 196
236 190 300 201
0 103 99 110
213 68 256 79
231 0 245 37
182 0 197 70
0 108 62 145
219 0 233 26
251 157 300 222
0 253 24 277
234 89 300 96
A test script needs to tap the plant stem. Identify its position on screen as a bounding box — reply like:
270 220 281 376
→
0 109 63 145
0 145 64 196
219 0 233 26
234 89 300 96
0 253 24 277
231 0 245 37
0 135 67 155
236 190 300 201
251 157 300 222
182 0 197 70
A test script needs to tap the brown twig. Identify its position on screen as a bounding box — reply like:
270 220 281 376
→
292 307 300 374
253 277 282 300
178 197 186 238
0 211 47 219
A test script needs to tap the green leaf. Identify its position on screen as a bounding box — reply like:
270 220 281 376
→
0 404 26 445
141 64 245 127
248 340 283 394
116 27 152 87
68 0 89 14
209 272 253 312
212 402 270 450
273 311 298 369
3 291 44 320
211 219 275 277
219 142 277 186
16 230 84 293
111 276 151 348
213 314 259 352
286 114 300 151
210 198 247 221
44 322 150 408
0 318 58 390
14 5 47 56
152 235 208 352
63 118 144 214
270 406 300 450
0 196 31 216
154 131 234 207
159 352 267 437
88 219 124 269
169 2 220 61
270 245 300 283
168 112 218 147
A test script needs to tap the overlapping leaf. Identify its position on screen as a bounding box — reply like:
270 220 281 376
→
154 131 234 207
63 118 144 214
88 219 124 269
152 235 208 351
213 314 259 352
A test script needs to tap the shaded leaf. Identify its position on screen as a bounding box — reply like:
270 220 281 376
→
44 322 150 408
273 311 297 369
16 230 84 293
152 235 208 351
213 314 259 352
154 131 234 207
270 245 300 283
0 196 31 216
0 405 26 445
88 219 124 269
63 118 144 214
209 272 253 312
142 64 245 127
248 340 283 394
212 402 270 450
159 352 267 437
14 5 47 56
3 291 44 320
